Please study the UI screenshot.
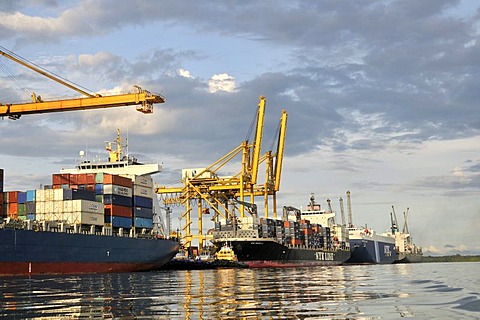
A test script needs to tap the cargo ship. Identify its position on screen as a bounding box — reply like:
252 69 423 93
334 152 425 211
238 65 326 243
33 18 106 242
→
212 194 351 267
345 227 396 264
0 131 179 276
339 191 395 264
384 206 423 263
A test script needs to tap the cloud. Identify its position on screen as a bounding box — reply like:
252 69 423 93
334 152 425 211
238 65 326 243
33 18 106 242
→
208 73 236 93
177 68 194 79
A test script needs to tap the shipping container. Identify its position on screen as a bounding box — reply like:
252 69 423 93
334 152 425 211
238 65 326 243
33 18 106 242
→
17 192 27 204
26 190 36 202
95 184 103 195
7 191 18 203
64 211 104 226
52 173 72 185
103 174 132 188
70 189 96 201
63 199 104 214
103 194 132 207
104 204 132 218
103 184 133 197
105 215 132 228
26 202 36 214
27 213 35 220
133 206 153 219
133 185 153 198
133 195 153 209
134 217 153 229
17 203 26 215
7 202 18 215
121 174 153 188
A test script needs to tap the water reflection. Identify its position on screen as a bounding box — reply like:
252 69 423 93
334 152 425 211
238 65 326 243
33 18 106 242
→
1 263 478 319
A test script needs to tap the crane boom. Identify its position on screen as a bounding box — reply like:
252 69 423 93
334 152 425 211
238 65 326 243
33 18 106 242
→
250 96 266 184
274 109 287 191
0 48 165 119
1 88 164 118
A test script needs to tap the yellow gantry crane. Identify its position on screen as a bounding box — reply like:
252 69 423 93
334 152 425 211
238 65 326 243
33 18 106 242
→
0 48 164 119
155 96 288 250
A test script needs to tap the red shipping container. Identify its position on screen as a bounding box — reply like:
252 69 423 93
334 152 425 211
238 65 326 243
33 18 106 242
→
7 191 18 203
104 174 132 188
77 174 87 184
86 184 95 192
104 204 132 218
69 174 79 185
85 173 95 184
52 173 72 185
52 185 61 189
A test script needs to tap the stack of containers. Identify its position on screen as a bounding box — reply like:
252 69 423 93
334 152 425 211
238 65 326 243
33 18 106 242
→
17 191 27 220
5 191 19 220
35 187 99 223
300 219 312 247
292 221 301 246
26 190 36 220
128 175 154 230
0 168 4 218
96 173 133 229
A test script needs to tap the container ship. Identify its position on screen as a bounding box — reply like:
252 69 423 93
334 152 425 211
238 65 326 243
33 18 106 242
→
345 227 396 264
212 194 351 267
0 131 179 276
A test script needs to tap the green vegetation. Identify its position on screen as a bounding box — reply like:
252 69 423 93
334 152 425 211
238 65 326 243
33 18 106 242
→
422 254 480 263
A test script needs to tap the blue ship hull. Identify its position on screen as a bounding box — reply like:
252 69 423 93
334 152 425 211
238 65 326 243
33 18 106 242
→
0 228 179 276
346 238 396 264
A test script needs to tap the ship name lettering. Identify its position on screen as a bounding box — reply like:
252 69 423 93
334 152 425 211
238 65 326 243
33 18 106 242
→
315 252 334 261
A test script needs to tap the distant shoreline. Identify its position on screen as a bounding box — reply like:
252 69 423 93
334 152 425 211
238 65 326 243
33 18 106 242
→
422 255 480 263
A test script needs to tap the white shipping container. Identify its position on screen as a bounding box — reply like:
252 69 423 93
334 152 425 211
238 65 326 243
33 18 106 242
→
54 189 63 201
35 201 54 214
53 200 64 214
133 185 153 198
103 184 132 197
36 189 54 202
71 199 104 214
64 211 104 226
121 174 153 188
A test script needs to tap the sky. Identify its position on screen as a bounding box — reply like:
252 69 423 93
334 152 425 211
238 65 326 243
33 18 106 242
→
0 0 479 256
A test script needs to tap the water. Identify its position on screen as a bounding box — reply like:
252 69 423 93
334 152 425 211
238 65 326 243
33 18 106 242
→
1 262 479 319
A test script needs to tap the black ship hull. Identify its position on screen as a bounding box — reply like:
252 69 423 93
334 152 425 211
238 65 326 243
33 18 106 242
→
216 239 350 267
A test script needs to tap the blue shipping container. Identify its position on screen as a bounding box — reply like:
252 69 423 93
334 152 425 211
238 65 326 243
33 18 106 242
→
95 184 103 195
133 195 153 209
70 189 96 201
26 202 36 214
27 213 36 220
17 192 27 204
105 215 132 228
26 190 36 202
103 194 132 207
133 206 153 219
134 217 153 229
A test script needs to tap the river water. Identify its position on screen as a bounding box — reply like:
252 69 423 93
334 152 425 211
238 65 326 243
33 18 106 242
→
1 262 479 319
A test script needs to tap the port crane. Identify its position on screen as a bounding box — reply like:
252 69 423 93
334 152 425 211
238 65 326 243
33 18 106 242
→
0 48 165 119
155 96 288 250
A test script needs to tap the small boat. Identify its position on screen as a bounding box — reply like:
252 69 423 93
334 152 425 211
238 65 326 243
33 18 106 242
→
214 243 238 262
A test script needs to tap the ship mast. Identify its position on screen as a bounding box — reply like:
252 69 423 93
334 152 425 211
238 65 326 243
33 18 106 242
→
346 190 353 228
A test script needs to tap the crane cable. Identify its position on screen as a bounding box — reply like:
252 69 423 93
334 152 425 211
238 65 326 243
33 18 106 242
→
0 58 31 98
0 45 96 98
